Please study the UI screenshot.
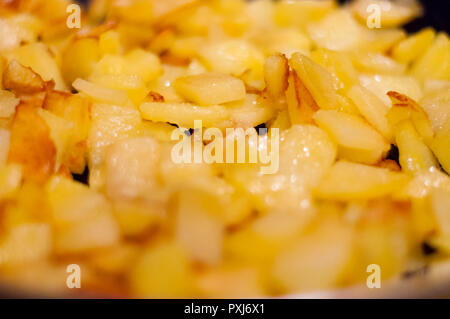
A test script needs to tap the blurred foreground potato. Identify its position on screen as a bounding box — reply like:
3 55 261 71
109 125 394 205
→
0 0 449 298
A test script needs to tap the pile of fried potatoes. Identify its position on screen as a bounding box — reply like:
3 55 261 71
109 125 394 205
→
0 0 449 298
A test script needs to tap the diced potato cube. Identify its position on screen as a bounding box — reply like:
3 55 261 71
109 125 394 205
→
174 72 246 105
176 190 224 265
99 30 122 55
315 161 409 200
88 103 142 168
6 43 66 90
105 137 160 200
392 28 435 65
3 59 46 94
37 109 74 169
0 128 10 166
199 39 264 78
0 223 51 266
313 110 389 164
113 201 163 237
278 124 337 188
125 49 163 83
0 90 19 118
395 120 438 173
272 221 354 293
130 242 194 298
43 91 90 174
431 188 450 236
308 9 363 52
0 164 22 200
46 176 120 254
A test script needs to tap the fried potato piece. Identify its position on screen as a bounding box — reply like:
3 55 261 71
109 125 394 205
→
43 91 90 174
174 72 246 106
286 71 318 125
8 103 56 184
3 60 46 94
315 161 409 200
264 54 289 101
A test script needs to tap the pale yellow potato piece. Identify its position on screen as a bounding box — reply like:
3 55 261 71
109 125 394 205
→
6 42 66 90
174 72 246 105
0 223 51 266
199 39 264 77
431 130 450 174
392 28 435 65
62 38 100 85
140 102 230 128
308 9 364 52
0 90 19 118
105 137 160 200
360 74 423 107
310 49 359 91
89 74 149 106
176 190 224 265
0 129 10 166
273 220 354 292
258 28 311 58
125 49 163 83
274 0 335 29
431 188 450 236
264 54 289 100
313 110 389 164
352 52 406 75
290 52 340 110
72 78 131 106
348 85 391 140
88 103 142 168
411 33 450 82
278 124 337 188
315 161 409 200
130 242 194 298
0 164 22 201
395 120 438 173
46 176 120 254
420 87 450 132
37 109 74 168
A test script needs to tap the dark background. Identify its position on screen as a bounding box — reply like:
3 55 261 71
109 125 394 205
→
339 0 450 33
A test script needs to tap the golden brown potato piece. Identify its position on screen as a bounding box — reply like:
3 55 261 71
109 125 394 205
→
286 71 319 125
3 60 46 94
264 53 289 101
43 90 90 174
8 103 56 184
